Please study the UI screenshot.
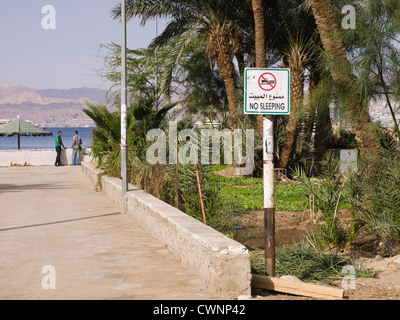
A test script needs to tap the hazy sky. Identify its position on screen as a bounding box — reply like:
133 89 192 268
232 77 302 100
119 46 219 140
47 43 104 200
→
0 1 165 90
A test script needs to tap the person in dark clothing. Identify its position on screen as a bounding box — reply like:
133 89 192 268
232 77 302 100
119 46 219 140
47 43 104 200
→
55 131 67 166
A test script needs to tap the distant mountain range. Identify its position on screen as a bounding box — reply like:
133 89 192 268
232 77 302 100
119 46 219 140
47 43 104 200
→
0 82 108 127
2 82 398 130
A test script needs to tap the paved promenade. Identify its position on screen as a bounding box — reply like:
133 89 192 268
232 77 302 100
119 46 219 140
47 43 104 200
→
0 165 217 300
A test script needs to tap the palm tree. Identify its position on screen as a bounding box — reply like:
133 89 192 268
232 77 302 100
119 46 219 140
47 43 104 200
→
308 0 381 152
83 97 178 176
263 0 320 169
307 68 334 172
83 103 125 176
112 0 252 120
249 0 267 137
278 35 310 168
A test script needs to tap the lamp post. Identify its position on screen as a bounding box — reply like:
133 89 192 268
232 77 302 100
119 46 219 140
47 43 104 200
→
155 16 158 101
120 0 128 213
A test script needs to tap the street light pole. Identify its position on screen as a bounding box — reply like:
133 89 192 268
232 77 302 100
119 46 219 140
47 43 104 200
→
120 0 128 213
155 16 158 102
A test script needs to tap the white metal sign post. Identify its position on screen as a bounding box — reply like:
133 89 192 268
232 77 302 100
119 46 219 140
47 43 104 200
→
244 68 290 276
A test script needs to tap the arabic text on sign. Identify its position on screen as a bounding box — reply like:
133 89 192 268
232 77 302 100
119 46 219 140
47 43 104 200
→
248 94 285 100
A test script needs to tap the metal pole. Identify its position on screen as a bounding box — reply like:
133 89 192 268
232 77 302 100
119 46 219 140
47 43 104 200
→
263 115 275 276
120 0 128 213
176 133 179 209
154 16 158 102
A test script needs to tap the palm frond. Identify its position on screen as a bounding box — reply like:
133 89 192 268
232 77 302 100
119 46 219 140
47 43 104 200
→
159 26 200 98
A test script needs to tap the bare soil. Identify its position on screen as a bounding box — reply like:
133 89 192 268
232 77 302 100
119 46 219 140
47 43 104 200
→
238 210 322 249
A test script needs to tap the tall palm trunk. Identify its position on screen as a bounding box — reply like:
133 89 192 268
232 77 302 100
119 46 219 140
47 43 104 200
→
314 107 331 170
278 50 306 168
211 29 237 119
309 69 332 172
309 0 381 152
251 0 266 137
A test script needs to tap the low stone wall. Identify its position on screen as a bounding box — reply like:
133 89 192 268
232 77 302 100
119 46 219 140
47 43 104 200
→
0 148 91 166
81 161 252 297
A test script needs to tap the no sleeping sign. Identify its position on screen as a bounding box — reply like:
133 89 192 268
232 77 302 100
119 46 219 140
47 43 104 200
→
244 68 290 115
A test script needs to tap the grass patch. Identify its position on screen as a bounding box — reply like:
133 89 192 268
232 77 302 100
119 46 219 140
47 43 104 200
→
210 173 263 186
210 166 307 212
250 241 374 285
220 184 307 212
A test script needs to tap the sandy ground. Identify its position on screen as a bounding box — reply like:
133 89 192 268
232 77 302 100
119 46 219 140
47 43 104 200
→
344 254 400 300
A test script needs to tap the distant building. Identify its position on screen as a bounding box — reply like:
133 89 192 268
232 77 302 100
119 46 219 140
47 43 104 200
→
329 95 400 132
193 119 221 129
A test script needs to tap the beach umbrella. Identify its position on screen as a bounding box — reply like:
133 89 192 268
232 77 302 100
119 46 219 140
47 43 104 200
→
0 116 52 149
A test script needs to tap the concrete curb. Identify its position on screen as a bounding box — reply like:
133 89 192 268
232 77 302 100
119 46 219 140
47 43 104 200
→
0 148 92 166
81 161 251 297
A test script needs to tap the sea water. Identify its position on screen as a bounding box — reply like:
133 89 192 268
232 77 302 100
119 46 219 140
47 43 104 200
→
0 127 95 150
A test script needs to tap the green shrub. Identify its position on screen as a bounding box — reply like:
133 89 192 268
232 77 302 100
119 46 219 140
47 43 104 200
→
179 164 224 219
251 240 373 284
293 151 360 249
346 149 400 242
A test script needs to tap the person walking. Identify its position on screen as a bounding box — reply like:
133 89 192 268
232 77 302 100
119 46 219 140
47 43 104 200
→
71 131 82 166
55 131 67 166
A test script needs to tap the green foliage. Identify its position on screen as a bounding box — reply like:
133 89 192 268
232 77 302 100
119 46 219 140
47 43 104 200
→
84 0 400 265
275 184 309 212
209 168 307 212
177 163 243 234
112 0 253 100
97 44 169 104
341 0 400 139
178 41 229 121
83 103 125 176
346 149 400 242
209 169 263 186
87 41 183 176
293 151 359 249
220 184 307 212
129 162 177 206
325 128 358 150
275 240 372 284
372 122 400 151
293 152 346 217
84 96 178 177
179 164 223 219
251 241 373 284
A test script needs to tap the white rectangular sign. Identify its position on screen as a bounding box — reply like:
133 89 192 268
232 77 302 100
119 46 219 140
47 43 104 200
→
244 68 290 115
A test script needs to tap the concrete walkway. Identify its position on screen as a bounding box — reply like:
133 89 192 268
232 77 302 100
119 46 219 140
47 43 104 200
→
0 166 217 300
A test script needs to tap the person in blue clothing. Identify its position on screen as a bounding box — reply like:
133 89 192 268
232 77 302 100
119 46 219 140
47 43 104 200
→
71 131 82 165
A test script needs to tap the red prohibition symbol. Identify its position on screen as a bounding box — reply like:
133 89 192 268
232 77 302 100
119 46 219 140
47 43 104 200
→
258 73 277 91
